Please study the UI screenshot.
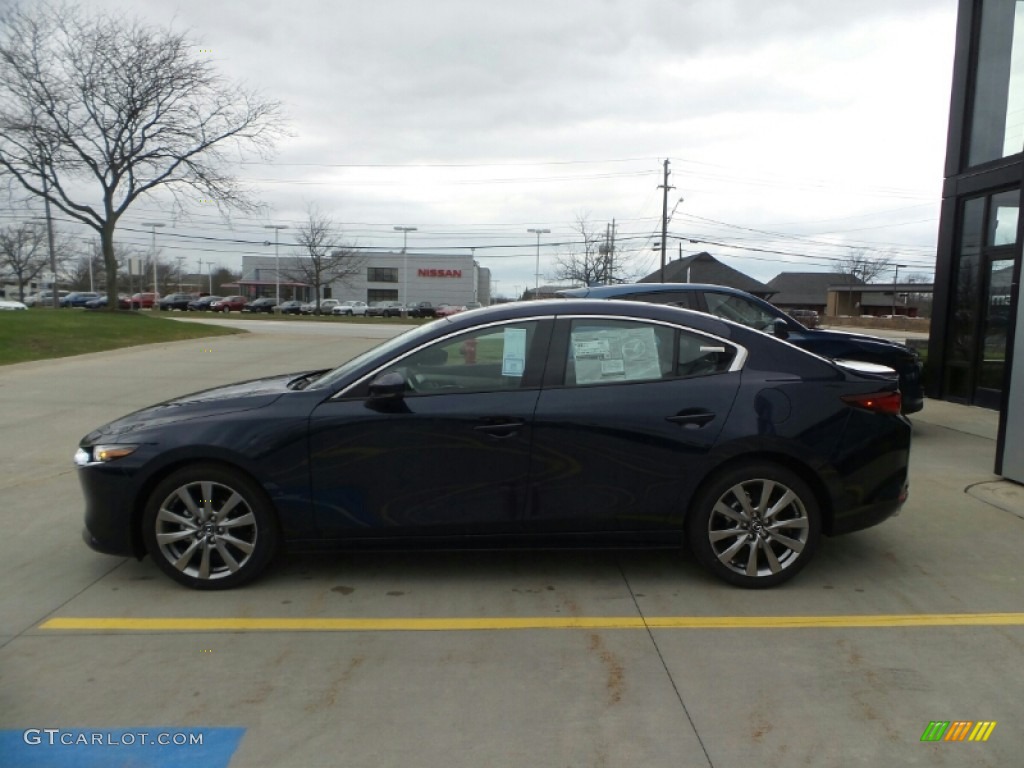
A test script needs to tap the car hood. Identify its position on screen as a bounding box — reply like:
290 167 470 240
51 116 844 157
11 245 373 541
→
797 327 915 355
81 371 320 440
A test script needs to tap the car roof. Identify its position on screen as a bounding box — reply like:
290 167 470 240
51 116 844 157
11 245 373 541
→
556 282 763 300
436 298 743 338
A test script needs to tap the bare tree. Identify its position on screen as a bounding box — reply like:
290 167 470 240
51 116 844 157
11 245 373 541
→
0 2 285 310
210 266 240 295
287 206 365 313
550 214 609 287
549 214 639 288
834 249 894 283
0 221 48 300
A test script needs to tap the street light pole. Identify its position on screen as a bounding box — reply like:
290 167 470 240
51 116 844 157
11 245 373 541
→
892 264 908 316
142 222 165 298
40 176 59 308
264 224 288 306
527 228 550 297
394 226 417 316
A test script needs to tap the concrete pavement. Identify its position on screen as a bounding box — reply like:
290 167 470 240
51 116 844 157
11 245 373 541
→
1 318 1022 768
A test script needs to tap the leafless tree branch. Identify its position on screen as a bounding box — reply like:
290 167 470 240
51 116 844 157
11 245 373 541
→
0 2 287 308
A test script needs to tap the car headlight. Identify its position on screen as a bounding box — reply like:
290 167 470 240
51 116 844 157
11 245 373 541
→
74 444 138 466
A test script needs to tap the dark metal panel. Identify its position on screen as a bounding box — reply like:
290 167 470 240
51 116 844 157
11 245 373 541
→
928 194 959 398
945 0 979 178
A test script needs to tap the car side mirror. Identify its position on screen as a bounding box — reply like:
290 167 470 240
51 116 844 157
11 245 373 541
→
368 371 407 399
772 318 790 340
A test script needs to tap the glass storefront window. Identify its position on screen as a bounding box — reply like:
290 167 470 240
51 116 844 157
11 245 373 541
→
944 189 1020 403
945 197 985 398
988 188 1020 244
968 0 1024 166
979 257 1015 390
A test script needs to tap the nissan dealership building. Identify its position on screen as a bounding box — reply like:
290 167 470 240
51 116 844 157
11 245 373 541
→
237 251 491 307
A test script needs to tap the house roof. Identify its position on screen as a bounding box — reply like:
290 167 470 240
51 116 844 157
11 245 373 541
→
765 271 863 306
639 252 772 296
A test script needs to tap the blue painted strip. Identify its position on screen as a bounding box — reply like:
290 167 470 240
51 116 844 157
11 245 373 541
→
0 727 245 768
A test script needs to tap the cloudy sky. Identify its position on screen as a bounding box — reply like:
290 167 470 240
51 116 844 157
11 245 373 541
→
68 0 957 295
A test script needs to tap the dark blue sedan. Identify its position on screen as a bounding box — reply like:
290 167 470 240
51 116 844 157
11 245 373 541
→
75 300 910 590
558 283 925 413
60 291 102 308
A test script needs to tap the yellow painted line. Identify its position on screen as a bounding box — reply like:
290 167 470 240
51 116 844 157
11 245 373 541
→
38 613 1024 632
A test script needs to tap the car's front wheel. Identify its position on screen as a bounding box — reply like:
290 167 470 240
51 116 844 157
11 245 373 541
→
142 464 279 589
687 463 820 588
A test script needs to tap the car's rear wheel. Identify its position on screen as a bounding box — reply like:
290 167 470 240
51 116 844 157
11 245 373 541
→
142 464 279 590
687 463 820 588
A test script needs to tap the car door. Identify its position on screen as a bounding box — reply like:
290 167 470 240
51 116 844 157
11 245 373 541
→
526 316 744 534
308 319 552 539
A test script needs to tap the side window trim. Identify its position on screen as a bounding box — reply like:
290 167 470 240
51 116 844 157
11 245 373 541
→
544 315 747 389
334 316 555 400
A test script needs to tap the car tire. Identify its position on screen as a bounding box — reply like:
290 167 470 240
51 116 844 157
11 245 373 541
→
686 462 820 589
142 464 279 590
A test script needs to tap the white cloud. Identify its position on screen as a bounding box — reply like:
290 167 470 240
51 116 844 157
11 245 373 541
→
49 0 959 291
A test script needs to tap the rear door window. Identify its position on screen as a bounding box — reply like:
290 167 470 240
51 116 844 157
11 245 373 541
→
702 292 781 332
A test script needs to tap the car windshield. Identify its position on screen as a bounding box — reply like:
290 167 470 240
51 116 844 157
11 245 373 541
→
306 318 447 391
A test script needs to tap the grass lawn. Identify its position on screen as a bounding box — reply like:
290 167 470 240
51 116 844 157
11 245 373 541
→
0 309 244 366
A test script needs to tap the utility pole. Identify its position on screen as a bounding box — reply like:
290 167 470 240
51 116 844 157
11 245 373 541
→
394 226 417 316
609 219 616 284
41 175 59 308
142 222 165 297
527 228 550 295
265 224 288 306
659 159 674 283
893 264 907 316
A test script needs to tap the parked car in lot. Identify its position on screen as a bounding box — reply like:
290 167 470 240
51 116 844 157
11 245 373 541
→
366 301 401 317
331 300 369 316
788 309 821 329
210 295 248 312
557 283 925 414
130 292 157 310
435 303 464 317
0 299 28 310
60 291 102 308
158 292 197 311
298 298 341 315
23 290 69 307
276 300 304 315
84 294 131 310
75 299 910 591
187 295 222 311
242 297 278 313
408 301 437 318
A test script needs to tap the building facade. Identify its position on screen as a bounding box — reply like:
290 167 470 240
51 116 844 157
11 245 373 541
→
238 251 490 307
931 0 1024 480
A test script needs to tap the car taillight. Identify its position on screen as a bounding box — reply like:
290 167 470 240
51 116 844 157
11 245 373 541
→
841 391 902 415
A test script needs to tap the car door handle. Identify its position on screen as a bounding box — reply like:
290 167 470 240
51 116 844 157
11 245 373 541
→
666 411 716 428
473 420 525 438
